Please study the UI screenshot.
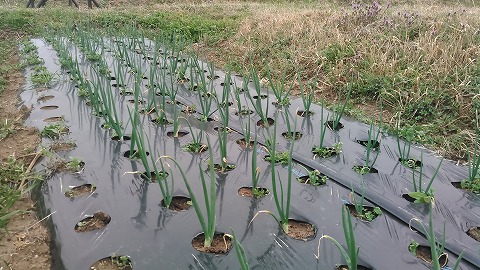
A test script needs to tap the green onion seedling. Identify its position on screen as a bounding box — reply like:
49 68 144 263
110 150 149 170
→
328 82 353 131
231 229 250 270
265 65 292 107
316 205 359 270
461 129 480 194
407 154 443 204
409 205 463 270
160 136 217 247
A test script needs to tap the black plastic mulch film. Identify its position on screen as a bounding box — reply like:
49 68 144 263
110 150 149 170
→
22 38 479 270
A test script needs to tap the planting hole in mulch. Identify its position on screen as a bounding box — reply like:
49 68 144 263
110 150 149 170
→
197 116 215 122
297 110 314 117
43 116 64 122
297 172 328 187
352 165 378 174
207 75 220 80
151 117 172 125
191 232 232 254
182 106 196 114
410 245 448 267
467 227 480 242
326 120 344 131
283 219 316 241
119 91 133 96
235 109 254 116
399 158 423 169
282 131 303 140
49 141 77 152
257 117 274 127
336 265 372 270
220 82 233 86
127 99 145 104
253 94 268 100
162 196 192 211
312 146 338 158
109 76 116 81
214 126 233 133
90 255 132 270
37 95 55 102
356 140 380 150
236 138 254 149
74 211 111 232
167 130 189 138
123 150 150 159
65 184 96 198
345 203 382 222
213 163 236 173
111 135 131 141
183 142 208 153
111 83 126 88
237 186 269 198
139 108 156 115
140 171 169 183
155 91 169 97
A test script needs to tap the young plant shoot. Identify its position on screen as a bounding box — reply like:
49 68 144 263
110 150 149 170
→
353 123 381 175
328 82 353 131
461 130 480 194
161 136 217 247
316 205 359 270
407 154 443 204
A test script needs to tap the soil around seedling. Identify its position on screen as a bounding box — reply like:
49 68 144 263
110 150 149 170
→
162 196 192 211
467 227 480 242
356 139 380 150
234 109 254 116
90 255 133 270
257 117 274 127
412 245 448 267
236 138 254 149
253 94 268 99
297 173 328 187
191 232 232 254
167 130 189 138
40 105 59 110
352 165 378 174
151 117 172 125
49 141 77 152
399 158 423 169
111 135 131 141
237 186 269 198
64 184 96 198
326 120 344 131
74 211 111 232
345 204 382 222
282 131 303 140
213 163 236 173
37 95 55 102
296 110 314 117
43 116 64 122
123 150 150 159
336 265 372 270
312 146 338 158
140 171 169 183
283 219 316 241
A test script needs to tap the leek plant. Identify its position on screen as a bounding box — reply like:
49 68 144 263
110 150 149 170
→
460 130 480 194
127 106 149 163
160 136 217 247
266 66 292 107
396 117 421 169
147 147 174 209
97 77 124 139
312 103 342 158
182 119 207 153
316 205 359 270
298 72 316 116
407 154 443 204
216 122 235 172
253 120 295 233
247 67 270 127
409 205 463 270
251 139 268 198
353 123 381 175
282 109 302 140
195 65 215 122
231 229 250 270
238 113 253 149
349 176 382 222
328 82 353 131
